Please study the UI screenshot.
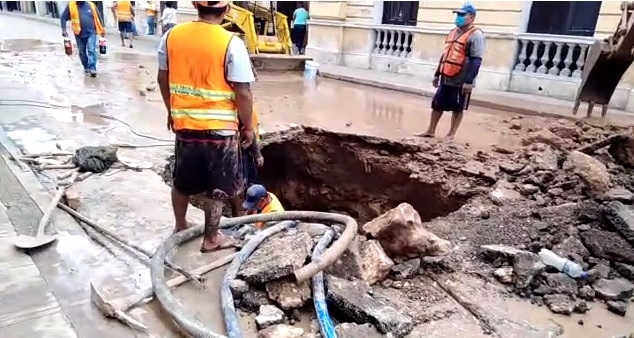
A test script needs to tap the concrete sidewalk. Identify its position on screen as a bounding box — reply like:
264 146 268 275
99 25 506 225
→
320 65 634 126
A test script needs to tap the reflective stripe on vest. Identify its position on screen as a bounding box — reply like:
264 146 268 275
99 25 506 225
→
167 22 238 131
69 1 105 36
439 26 479 78
116 1 132 22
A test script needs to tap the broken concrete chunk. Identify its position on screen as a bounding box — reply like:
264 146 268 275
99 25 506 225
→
335 322 384 338
552 236 590 264
543 294 574 315
489 180 522 205
325 236 364 280
543 273 579 296
493 267 514 284
579 285 595 301
229 279 249 299
604 201 634 245
241 290 272 313
592 278 634 301
359 240 394 285
481 244 520 261
513 251 545 289
326 276 413 337
391 258 421 279
614 262 634 281
255 305 285 330
599 187 634 203
265 277 311 310
362 203 451 258
563 151 611 197
257 324 304 338
608 135 634 167
461 160 499 182
580 230 634 265
607 300 629 316
238 230 313 284
531 146 559 171
499 161 526 174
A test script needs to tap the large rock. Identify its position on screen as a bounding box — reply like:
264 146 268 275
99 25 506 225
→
614 262 634 281
563 151 611 197
544 294 575 315
609 135 634 167
531 146 559 171
580 230 634 265
592 278 634 301
326 276 413 337
552 236 590 263
362 203 451 258
359 240 394 285
238 230 313 284
266 277 311 310
326 237 364 280
255 305 285 329
513 251 545 289
542 273 579 296
604 201 634 245
335 323 384 338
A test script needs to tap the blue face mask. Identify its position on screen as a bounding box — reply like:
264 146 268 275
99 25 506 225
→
455 15 467 27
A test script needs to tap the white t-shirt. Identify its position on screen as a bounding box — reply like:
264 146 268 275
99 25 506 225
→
160 8 177 25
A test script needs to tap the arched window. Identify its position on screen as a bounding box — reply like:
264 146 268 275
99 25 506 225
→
382 1 419 26
527 1 602 37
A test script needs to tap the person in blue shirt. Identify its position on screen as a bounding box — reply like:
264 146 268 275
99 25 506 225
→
291 2 309 54
60 1 106 77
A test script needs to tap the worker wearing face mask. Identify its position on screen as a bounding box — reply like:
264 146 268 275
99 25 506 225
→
418 4 485 141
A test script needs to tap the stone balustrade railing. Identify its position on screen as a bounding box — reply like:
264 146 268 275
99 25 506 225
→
513 33 597 78
372 26 414 58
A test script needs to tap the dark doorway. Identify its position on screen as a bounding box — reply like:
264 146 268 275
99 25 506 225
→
382 1 419 26
527 1 602 36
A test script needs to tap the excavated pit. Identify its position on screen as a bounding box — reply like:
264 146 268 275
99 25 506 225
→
256 127 484 223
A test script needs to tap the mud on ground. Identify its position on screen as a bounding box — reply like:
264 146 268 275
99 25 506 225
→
159 117 634 337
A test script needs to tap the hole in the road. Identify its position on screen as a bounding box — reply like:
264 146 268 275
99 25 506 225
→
258 128 469 223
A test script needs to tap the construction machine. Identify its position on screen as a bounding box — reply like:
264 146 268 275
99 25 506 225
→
574 1 634 117
222 2 311 71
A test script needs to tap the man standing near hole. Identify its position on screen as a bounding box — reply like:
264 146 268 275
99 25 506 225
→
158 1 255 253
417 4 485 141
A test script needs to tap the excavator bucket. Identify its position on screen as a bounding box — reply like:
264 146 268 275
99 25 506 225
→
575 40 634 107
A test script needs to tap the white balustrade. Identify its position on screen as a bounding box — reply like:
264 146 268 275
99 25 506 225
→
513 34 595 79
372 27 413 58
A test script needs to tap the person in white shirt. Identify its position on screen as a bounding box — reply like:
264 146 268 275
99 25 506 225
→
158 1 178 35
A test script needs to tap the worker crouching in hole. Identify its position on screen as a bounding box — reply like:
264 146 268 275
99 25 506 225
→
157 1 256 253
242 184 285 229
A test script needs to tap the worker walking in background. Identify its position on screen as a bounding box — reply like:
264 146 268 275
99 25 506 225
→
291 2 309 54
158 1 178 35
242 184 285 229
60 1 105 77
158 1 255 253
145 1 159 35
417 4 485 141
112 1 135 48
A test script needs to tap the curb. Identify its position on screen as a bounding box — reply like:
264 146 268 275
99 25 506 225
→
0 11 160 44
319 71 581 122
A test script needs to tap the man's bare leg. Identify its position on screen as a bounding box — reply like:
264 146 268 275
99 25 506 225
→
416 109 443 137
229 196 243 217
201 199 236 252
120 31 125 46
446 111 464 140
171 187 190 232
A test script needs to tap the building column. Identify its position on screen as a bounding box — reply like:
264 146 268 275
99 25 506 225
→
305 1 347 65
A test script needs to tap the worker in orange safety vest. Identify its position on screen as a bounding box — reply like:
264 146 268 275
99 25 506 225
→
417 3 486 141
242 184 285 229
112 1 135 48
60 1 105 77
157 1 256 253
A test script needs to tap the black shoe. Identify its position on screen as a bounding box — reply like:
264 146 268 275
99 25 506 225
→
90 71 97 77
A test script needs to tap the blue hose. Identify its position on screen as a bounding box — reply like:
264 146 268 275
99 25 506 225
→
221 221 298 338
312 229 337 338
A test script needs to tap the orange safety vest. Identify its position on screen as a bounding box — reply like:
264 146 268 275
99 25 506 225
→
116 1 133 22
167 22 239 131
439 26 479 78
69 1 105 36
255 193 285 229
146 1 158 16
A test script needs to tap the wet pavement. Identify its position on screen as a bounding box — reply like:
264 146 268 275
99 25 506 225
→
1 13 633 338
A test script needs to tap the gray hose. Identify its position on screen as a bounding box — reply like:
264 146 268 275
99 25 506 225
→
150 211 357 338
222 221 298 338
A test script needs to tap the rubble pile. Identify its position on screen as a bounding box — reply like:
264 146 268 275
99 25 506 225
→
227 204 451 338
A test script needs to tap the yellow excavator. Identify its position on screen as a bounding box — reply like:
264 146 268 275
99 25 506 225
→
221 2 311 70
574 1 634 117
